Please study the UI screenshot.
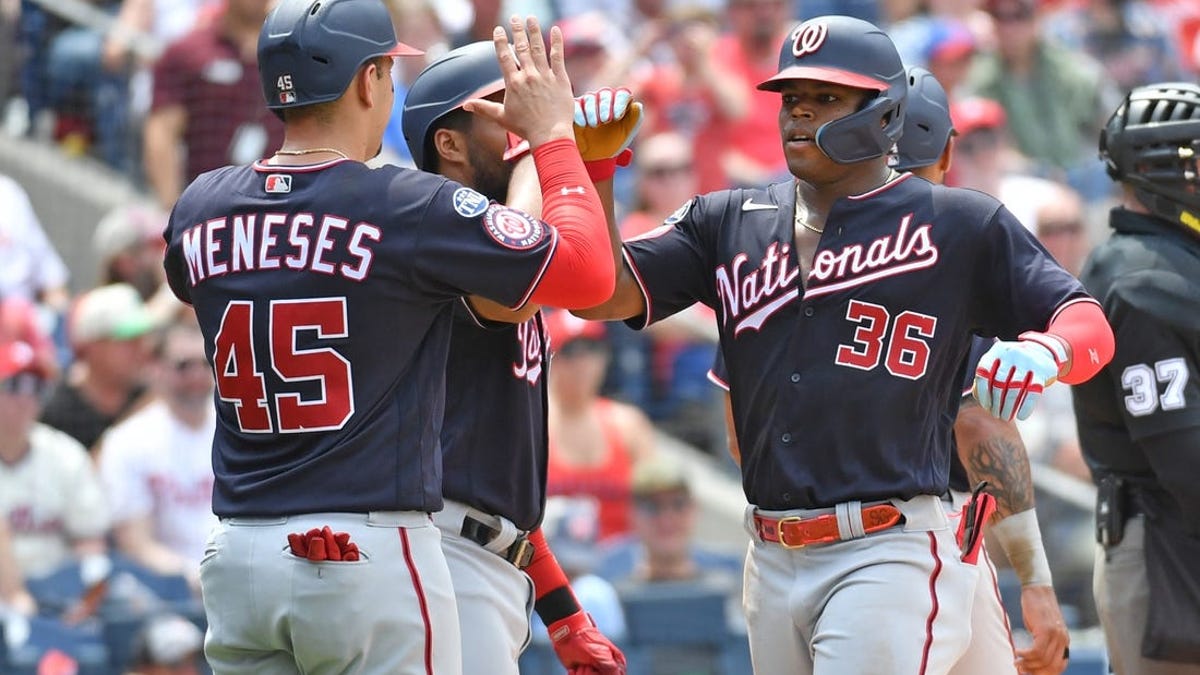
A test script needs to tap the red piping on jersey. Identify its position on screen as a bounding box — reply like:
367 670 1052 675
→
621 247 655 330
919 532 943 675
399 528 435 675
251 158 350 173
846 172 912 200
707 369 729 391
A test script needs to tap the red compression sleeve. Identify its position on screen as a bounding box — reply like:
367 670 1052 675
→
526 528 584 624
1045 300 1114 384
528 139 616 309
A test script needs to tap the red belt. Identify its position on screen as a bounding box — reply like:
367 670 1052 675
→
754 504 904 548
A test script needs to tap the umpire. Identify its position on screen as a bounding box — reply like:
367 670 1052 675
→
1072 82 1200 674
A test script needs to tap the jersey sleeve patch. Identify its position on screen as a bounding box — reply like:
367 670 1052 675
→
452 187 490 217
482 204 547 250
664 198 694 226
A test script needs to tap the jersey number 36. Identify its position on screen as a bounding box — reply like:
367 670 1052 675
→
834 299 937 380
213 298 354 433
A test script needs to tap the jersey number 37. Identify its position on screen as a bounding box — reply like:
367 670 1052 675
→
213 298 354 433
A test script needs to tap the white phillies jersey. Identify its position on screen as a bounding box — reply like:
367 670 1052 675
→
99 400 217 567
0 424 110 578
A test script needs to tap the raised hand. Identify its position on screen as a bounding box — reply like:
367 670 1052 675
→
573 87 644 162
464 17 576 148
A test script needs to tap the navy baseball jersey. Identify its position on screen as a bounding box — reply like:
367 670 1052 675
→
710 338 984 495
441 303 548 530
1072 209 1200 477
624 173 1088 509
164 158 562 517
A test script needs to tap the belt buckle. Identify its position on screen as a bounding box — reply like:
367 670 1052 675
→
775 516 807 549
508 537 534 569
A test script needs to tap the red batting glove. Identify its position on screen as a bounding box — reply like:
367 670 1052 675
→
547 611 626 675
287 527 360 561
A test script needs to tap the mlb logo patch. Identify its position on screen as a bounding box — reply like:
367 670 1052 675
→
279 91 296 104
265 174 292 194
452 187 489 218
483 205 545 250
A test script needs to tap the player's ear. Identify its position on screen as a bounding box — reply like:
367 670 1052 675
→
355 62 378 109
939 136 955 175
431 127 469 168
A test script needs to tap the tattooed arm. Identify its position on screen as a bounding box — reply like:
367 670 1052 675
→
954 396 1070 675
953 396 1034 521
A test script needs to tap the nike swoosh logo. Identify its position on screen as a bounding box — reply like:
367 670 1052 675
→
741 198 778 212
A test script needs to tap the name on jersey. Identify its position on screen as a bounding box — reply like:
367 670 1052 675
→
715 240 801 335
805 213 939 298
179 212 381 287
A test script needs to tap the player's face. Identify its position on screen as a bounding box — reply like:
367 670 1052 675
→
465 92 514 202
777 80 872 182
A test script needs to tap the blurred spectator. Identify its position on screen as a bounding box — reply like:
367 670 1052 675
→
530 496 627 644
41 284 154 453
27 0 134 170
143 0 283 208
0 173 71 313
923 18 977 99
1032 182 1090 278
946 96 1062 230
124 612 203 675
627 6 743 144
597 454 742 586
546 311 655 542
620 131 696 239
1045 0 1187 92
0 517 37 617
380 0 450 167
0 298 110 582
695 0 791 192
99 317 215 595
93 201 183 326
966 0 1115 197
557 11 621 94
102 0 213 72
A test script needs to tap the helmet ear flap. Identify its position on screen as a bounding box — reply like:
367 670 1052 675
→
815 96 903 164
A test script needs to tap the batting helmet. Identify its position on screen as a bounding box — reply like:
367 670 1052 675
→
401 41 506 171
893 67 953 172
1100 82 1200 234
258 0 422 117
758 15 907 164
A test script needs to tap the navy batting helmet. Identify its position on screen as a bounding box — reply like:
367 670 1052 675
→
1101 82 1200 235
758 15 907 164
258 0 422 117
893 66 953 172
402 41 505 171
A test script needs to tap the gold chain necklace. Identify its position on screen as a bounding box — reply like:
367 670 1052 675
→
793 170 902 236
794 182 823 234
275 147 349 160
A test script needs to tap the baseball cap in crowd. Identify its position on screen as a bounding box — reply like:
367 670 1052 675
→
986 0 1037 21
924 19 975 64
0 297 57 381
631 454 691 498
544 310 607 355
950 97 1007 136
70 283 157 345
131 613 203 668
93 202 167 262
556 13 609 57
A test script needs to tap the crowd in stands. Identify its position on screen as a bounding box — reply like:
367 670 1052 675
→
1 0 1198 671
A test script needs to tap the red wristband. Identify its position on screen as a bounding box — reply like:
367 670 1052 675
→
584 157 617 182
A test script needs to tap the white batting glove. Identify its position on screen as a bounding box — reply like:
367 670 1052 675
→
973 332 1067 421
573 87 643 162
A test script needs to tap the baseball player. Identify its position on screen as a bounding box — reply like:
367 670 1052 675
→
400 41 635 675
576 16 1115 674
892 65 1069 675
1072 83 1200 674
163 3 621 673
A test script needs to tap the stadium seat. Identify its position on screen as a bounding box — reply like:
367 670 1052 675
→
618 580 735 675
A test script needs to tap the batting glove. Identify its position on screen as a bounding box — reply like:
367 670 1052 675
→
973 331 1067 421
573 87 643 165
548 611 627 675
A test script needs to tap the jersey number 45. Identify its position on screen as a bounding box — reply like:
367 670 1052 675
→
213 298 354 433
